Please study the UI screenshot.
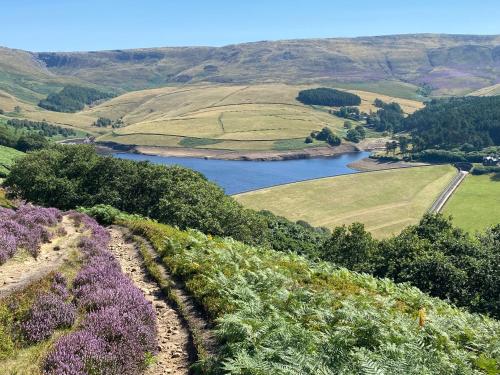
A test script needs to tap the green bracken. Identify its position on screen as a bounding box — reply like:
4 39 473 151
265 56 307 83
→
125 217 500 375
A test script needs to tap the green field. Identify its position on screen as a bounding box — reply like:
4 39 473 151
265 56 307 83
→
0 145 24 177
235 165 456 238
92 83 422 151
1 78 423 152
443 174 500 232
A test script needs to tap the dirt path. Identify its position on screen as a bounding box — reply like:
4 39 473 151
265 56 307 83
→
133 231 218 357
108 227 192 375
0 216 79 299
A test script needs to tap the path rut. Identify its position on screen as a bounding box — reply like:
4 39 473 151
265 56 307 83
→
108 227 192 375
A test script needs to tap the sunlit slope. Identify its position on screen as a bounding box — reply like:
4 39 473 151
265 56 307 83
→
0 47 92 104
235 165 457 238
469 83 500 96
444 174 500 232
89 84 422 149
0 90 99 133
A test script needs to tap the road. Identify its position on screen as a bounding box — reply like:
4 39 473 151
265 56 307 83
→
428 170 468 213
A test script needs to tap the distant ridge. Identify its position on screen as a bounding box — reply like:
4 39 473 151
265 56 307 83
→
0 34 499 98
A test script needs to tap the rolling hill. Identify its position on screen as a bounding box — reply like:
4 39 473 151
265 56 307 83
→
35 34 500 96
1 34 500 101
0 34 498 152
92 83 422 150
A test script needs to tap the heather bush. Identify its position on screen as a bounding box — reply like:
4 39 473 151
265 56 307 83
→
44 214 157 374
22 292 76 343
43 331 109 374
0 204 62 264
21 273 75 343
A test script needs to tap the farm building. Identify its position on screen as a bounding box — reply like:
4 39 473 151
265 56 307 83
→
482 155 499 166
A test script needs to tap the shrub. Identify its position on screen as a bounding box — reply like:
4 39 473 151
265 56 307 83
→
44 213 157 374
21 292 75 343
77 204 124 225
4 145 267 245
472 165 500 175
126 218 500 374
0 204 61 264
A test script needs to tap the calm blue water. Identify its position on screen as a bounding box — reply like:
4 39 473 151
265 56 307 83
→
113 151 370 194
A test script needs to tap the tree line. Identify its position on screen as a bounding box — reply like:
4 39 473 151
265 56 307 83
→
3 145 328 249
0 125 48 152
7 119 77 138
38 85 115 113
366 100 405 132
297 87 361 106
403 96 500 151
321 215 499 318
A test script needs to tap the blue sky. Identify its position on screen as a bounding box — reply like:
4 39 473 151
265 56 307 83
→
3 0 500 51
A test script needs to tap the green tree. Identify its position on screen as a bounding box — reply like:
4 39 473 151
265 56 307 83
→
15 134 49 152
385 140 398 155
320 223 377 273
398 136 411 155
346 128 362 143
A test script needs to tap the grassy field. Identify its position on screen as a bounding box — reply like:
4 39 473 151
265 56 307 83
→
0 145 24 177
1 81 423 151
235 165 456 238
443 174 500 232
468 83 500 96
92 83 422 150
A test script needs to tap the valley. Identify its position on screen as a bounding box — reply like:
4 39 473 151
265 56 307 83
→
0 23 499 375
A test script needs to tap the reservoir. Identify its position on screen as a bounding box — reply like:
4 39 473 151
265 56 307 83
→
113 151 370 194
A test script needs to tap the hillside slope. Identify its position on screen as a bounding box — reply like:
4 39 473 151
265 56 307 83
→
36 34 500 95
0 47 91 103
91 83 422 150
125 217 500 374
1 34 500 98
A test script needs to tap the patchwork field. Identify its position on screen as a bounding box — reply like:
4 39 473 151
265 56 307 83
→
1 82 424 151
443 174 500 232
92 83 423 150
235 165 457 238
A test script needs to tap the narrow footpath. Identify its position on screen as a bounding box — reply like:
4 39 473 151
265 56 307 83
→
108 227 192 375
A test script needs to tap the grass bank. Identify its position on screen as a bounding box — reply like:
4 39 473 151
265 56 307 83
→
235 165 457 238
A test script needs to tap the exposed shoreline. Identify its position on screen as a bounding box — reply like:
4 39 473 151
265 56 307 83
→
96 141 362 161
347 157 429 171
